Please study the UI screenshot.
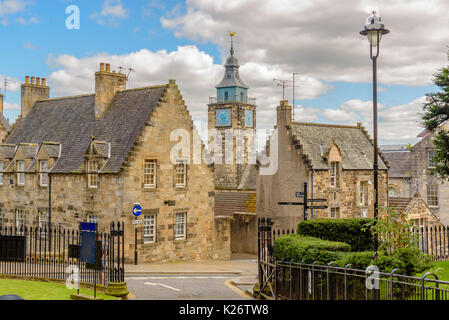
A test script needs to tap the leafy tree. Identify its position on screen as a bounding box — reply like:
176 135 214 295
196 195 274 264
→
362 208 419 255
422 51 449 180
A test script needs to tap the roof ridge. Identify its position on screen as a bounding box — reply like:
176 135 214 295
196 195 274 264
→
119 85 167 93
37 93 95 102
292 121 359 129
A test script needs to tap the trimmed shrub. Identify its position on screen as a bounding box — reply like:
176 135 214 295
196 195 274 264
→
297 218 375 251
273 234 351 264
334 251 376 270
335 249 434 275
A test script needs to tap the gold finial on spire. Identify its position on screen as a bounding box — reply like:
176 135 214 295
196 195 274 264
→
229 31 236 56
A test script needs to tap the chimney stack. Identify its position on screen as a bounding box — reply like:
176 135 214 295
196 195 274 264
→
95 62 126 119
21 75 50 118
0 93 3 115
277 100 292 128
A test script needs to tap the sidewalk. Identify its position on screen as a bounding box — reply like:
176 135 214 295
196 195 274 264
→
125 253 258 275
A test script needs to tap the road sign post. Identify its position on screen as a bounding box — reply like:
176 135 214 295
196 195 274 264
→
278 182 328 221
132 204 143 266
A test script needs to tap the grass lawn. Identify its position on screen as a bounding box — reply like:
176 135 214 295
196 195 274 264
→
416 260 449 282
0 279 117 300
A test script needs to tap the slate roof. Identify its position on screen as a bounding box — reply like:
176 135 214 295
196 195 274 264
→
215 191 256 217
381 151 411 178
290 122 388 170
0 114 11 132
6 86 166 173
0 144 16 159
379 145 409 152
216 47 249 89
389 197 412 212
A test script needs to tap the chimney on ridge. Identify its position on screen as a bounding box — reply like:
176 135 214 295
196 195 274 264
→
21 75 50 118
95 62 126 119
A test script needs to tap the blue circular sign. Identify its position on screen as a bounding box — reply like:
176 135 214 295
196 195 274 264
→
132 204 143 217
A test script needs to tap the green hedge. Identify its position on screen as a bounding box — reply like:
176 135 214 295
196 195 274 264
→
297 218 375 251
334 249 434 275
273 234 351 264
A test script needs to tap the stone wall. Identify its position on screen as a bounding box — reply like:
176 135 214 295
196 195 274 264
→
412 133 449 225
311 170 388 219
230 214 257 254
0 81 231 263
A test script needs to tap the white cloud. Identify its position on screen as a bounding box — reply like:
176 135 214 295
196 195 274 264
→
4 101 19 110
0 75 20 92
45 45 330 135
91 0 129 26
0 0 26 17
161 0 449 86
317 97 427 144
23 42 36 50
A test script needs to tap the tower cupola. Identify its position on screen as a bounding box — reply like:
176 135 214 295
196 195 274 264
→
216 33 249 103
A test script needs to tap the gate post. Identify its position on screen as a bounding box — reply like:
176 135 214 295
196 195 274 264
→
106 221 129 298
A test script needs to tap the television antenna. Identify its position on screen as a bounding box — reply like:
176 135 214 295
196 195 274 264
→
127 68 135 88
3 78 8 97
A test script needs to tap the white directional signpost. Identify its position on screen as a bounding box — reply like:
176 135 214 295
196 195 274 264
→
132 203 143 265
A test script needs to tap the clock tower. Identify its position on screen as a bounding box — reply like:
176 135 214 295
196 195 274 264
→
208 34 257 189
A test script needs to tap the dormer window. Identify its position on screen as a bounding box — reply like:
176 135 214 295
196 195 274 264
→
330 162 339 187
88 159 99 188
17 161 25 186
39 160 49 187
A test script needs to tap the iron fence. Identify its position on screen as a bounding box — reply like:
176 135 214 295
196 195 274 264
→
274 261 449 300
258 218 449 300
0 221 124 287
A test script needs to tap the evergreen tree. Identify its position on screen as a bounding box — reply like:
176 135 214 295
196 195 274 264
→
422 51 449 181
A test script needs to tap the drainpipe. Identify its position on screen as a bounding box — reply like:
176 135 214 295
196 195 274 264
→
48 173 52 250
311 170 314 220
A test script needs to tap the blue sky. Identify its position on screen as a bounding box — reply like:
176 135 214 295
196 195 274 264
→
0 0 447 144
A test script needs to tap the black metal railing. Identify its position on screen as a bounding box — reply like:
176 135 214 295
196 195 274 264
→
0 222 124 287
258 218 449 300
274 261 449 300
209 96 257 105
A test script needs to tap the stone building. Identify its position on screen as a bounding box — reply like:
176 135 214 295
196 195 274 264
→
0 63 230 263
0 94 11 143
410 128 449 225
381 125 449 225
389 195 440 227
380 145 412 198
257 101 389 232
208 37 258 254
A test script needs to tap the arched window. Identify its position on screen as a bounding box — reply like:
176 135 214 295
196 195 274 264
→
388 186 399 197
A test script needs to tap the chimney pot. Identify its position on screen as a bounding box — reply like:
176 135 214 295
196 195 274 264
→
25 76 30 84
0 93 3 116
36 77 41 86
100 63 105 72
31 76 35 85
106 63 111 72
42 78 46 86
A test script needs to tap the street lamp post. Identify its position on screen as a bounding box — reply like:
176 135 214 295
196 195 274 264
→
360 11 389 254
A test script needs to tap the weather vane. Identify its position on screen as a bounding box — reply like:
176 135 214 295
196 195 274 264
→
229 31 236 55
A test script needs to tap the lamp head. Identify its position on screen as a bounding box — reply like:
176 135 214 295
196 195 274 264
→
360 11 390 47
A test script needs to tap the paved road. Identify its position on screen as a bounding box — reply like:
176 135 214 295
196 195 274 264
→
126 274 254 300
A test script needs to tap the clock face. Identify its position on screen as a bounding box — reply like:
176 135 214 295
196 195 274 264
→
216 109 231 127
245 110 254 127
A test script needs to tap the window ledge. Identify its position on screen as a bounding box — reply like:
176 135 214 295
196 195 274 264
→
174 239 187 243
143 242 159 247
143 187 157 192
175 187 188 191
